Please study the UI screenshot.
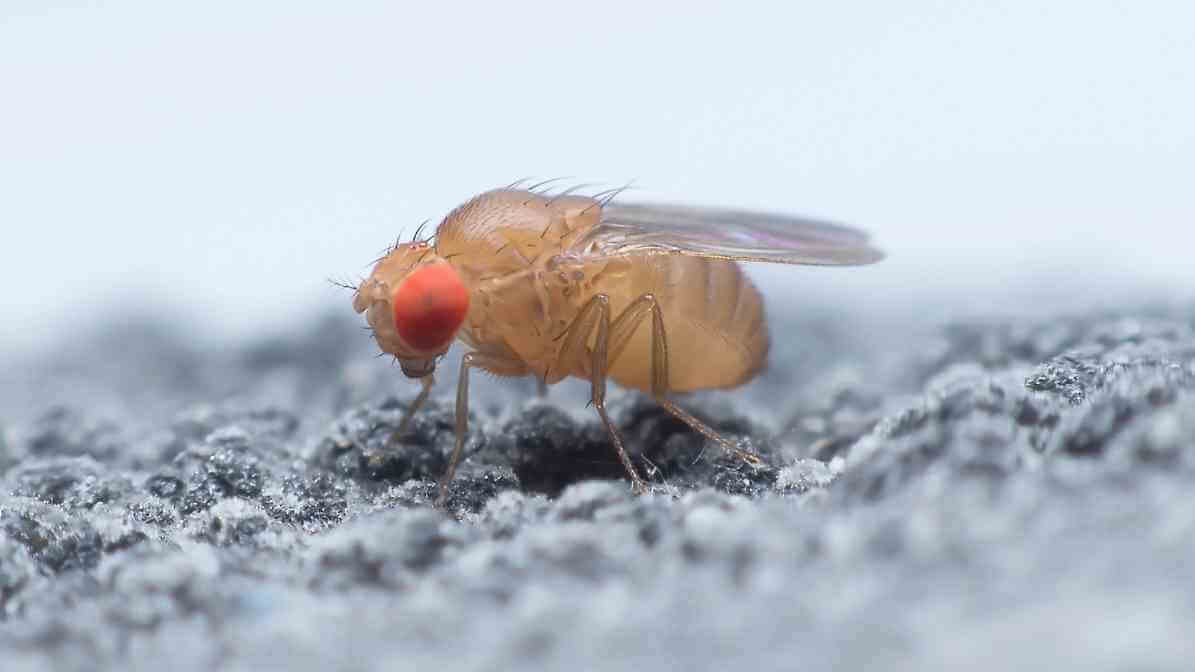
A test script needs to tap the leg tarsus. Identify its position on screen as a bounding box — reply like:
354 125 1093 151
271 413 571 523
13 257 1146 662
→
657 398 764 466
594 399 648 494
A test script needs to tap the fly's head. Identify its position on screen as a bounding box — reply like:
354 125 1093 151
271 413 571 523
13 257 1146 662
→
352 241 469 378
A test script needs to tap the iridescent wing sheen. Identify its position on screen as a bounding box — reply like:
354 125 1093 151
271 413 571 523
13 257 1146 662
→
571 201 884 266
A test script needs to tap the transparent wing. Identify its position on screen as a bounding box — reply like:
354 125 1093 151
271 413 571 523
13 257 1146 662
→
571 201 884 266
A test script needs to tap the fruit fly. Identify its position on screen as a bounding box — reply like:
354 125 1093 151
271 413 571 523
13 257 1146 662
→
351 181 884 504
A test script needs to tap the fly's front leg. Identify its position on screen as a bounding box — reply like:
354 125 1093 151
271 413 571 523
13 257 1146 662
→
385 374 435 450
609 294 764 467
555 293 648 494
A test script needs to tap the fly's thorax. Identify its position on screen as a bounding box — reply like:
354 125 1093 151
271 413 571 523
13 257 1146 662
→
544 254 634 306
450 253 634 378
434 188 604 277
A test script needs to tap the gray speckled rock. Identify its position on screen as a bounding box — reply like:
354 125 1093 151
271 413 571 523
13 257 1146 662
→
3 300 1195 671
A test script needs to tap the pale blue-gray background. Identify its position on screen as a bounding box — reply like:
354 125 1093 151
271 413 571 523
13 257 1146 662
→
2 1 1193 351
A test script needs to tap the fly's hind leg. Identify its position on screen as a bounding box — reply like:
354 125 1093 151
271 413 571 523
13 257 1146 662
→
607 294 764 468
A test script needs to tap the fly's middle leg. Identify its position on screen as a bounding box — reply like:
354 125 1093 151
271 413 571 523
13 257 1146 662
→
554 293 648 494
435 350 523 507
608 293 764 468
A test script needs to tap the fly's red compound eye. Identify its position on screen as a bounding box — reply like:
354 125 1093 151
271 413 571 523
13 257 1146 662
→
392 262 470 352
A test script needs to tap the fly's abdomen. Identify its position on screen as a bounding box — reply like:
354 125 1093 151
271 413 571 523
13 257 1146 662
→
602 255 769 393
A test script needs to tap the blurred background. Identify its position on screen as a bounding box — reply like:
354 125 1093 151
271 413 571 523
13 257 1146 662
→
2 0 1193 354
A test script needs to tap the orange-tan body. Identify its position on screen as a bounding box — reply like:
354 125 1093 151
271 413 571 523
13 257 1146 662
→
420 189 770 393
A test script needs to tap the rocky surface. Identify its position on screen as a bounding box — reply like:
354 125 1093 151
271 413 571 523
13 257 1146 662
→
3 297 1195 671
